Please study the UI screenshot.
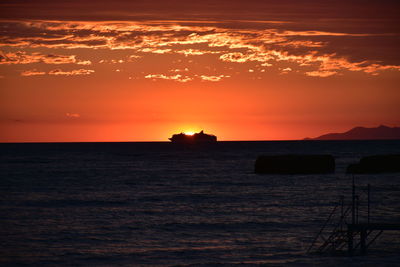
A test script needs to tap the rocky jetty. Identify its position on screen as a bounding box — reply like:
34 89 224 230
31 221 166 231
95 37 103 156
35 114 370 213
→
255 154 335 174
347 155 400 174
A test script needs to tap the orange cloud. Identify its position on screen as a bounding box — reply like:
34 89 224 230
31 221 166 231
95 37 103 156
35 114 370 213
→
48 69 95 76
20 69 46 76
175 49 223 56
305 70 338 77
20 68 94 76
127 55 141 61
277 40 325 48
277 30 384 37
139 48 172 54
66 113 80 118
170 68 189 72
199 75 230 82
145 74 192 82
219 52 273 63
0 51 91 65
1 20 399 78
281 67 292 74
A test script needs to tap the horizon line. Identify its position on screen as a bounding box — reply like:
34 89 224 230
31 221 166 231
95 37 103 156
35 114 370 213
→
2 139 400 144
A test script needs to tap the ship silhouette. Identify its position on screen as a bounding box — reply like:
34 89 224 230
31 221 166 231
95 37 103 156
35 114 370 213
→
169 130 217 143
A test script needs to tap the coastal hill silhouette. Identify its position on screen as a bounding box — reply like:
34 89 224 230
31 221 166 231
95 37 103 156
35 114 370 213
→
305 125 400 140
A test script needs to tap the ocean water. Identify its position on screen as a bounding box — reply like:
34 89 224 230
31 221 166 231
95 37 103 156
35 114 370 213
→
1 141 399 266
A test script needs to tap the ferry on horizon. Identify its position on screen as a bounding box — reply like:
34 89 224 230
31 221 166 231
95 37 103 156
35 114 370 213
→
169 130 217 143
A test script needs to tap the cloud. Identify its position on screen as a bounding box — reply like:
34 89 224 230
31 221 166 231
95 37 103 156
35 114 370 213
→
219 52 273 63
175 49 223 56
170 68 189 72
21 68 94 76
145 73 192 82
0 51 91 65
1 20 399 78
127 55 141 61
0 1 398 25
305 70 338 77
277 30 379 37
200 75 230 82
48 69 95 76
76 60 91 65
66 113 80 118
280 67 292 74
0 20 370 53
261 62 273 67
139 48 172 54
144 73 230 82
314 56 400 75
221 49 400 76
20 69 46 76
277 40 325 48
99 59 125 64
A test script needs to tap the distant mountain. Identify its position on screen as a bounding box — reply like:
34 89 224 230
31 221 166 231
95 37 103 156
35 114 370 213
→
305 125 400 140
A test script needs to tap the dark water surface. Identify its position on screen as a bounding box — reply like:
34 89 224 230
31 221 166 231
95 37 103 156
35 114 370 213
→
1 141 400 266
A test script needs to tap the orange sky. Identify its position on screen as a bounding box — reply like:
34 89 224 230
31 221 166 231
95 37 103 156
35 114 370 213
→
1 1 400 142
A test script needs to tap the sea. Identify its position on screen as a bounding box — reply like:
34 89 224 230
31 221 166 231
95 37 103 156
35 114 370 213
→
1 140 399 266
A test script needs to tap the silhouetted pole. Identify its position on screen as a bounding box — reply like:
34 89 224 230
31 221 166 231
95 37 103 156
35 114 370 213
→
349 174 356 256
360 229 367 254
356 195 359 224
348 227 353 255
340 195 344 231
352 174 355 225
367 184 370 224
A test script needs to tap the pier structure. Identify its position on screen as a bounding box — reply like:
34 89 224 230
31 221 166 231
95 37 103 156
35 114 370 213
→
308 175 400 255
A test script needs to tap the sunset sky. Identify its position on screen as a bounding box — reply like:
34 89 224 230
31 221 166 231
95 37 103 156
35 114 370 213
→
1 0 399 142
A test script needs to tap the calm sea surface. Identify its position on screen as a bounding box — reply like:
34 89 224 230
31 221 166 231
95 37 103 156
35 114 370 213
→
1 141 400 266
